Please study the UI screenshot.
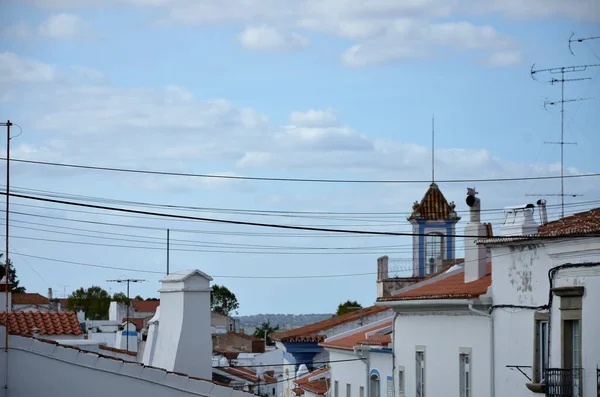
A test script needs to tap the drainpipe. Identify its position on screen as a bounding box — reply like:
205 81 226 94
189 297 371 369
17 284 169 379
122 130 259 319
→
354 346 370 397
468 302 494 397
391 313 399 397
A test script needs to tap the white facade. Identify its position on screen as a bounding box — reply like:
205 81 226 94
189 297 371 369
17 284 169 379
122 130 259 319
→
488 236 600 397
391 307 491 397
142 269 213 379
115 322 138 352
328 348 393 397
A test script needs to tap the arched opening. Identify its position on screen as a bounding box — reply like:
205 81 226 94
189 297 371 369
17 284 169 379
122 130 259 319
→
369 373 380 397
425 232 444 275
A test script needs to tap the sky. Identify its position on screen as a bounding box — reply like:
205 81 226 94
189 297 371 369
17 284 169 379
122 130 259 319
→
0 0 599 316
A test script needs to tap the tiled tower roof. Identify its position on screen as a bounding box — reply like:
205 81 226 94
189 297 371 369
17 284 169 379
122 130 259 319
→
407 183 460 221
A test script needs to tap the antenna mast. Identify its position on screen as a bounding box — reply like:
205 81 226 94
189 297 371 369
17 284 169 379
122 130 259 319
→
530 62 599 218
431 115 435 183
106 278 145 352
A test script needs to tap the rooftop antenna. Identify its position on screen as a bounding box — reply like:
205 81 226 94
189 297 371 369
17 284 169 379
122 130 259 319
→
568 33 600 59
530 62 599 218
106 278 145 352
431 114 435 184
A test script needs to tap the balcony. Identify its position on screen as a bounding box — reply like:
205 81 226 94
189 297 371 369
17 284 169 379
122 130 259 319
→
545 368 583 397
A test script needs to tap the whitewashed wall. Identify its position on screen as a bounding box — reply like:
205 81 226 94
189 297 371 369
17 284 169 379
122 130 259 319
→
328 348 392 397
393 313 491 397
489 237 600 397
0 333 251 397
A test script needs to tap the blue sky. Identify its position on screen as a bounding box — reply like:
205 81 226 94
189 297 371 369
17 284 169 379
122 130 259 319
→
0 0 599 315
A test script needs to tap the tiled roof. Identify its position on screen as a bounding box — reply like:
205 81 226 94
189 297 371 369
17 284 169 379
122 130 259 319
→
271 305 388 342
221 367 259 383
320 321 392 351
378 263 491 302
407 183 460 221
132 300 160 313
478 207 600 245
12 293 49 305
0 311 83 337
293 368 330 396
228 331 262 342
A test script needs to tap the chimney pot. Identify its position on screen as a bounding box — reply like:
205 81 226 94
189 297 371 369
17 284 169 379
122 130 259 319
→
464 188 487 283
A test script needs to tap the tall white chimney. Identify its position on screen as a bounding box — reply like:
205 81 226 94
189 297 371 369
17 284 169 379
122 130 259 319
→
48 287 53 301
537 199 548 225
464 188 488 283
146 269 213 379
0 276 12 313
500 204 538 236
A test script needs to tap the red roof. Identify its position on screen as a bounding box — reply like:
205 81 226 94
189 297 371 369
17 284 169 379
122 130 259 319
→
272 305 388 343
221 367 259 383
407 183 460 221
132 300 160 313
228 331 262 342
12 293 49 305
0 311 83 337
378 264 491 301
294 368 330 395
320 321 392 351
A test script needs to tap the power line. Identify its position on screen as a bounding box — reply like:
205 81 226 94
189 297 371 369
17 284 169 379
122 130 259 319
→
4 157 600 184
6 192 599 239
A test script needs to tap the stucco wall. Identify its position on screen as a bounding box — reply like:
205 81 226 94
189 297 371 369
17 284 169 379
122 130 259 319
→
328 348 392 397
0 333 251 397
489 238 600 397
393 312 491 397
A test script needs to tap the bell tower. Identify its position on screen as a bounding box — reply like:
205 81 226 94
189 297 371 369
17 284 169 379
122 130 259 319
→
407 183 461 277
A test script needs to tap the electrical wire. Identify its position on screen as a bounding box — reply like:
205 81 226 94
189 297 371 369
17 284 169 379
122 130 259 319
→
4 157 600 184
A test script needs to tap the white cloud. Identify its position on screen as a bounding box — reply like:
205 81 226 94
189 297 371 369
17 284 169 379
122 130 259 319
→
0 52 56 83
482 50 522 67
341 20 517 68
1 22 30 39
239 26 309 52
289 108 339 127
69 65 106 83
38 13 90 39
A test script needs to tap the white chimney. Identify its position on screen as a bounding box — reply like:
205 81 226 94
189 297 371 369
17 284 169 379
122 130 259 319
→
0 276 12 313
48 287 53 301
500 204 538 236
537 199 548 225
464 188 488 283
145 269 213 379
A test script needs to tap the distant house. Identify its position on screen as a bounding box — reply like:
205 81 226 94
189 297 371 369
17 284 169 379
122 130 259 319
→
321 319 393 397
292 367 330 397
11 293 51 312
212 311 237 333
214 331 265 354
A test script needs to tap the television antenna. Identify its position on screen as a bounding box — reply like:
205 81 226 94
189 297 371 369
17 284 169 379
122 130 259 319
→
106 278 145 352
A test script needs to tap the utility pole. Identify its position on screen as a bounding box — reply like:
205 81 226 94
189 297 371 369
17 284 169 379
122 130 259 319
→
106 278 145 352
1 120 11 392
166 229 170 275
530 63 599 218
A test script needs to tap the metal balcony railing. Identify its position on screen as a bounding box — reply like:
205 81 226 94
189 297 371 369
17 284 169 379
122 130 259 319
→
545 368 583 397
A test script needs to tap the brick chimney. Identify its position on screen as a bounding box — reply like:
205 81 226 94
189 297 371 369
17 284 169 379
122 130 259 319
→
464 188 488 283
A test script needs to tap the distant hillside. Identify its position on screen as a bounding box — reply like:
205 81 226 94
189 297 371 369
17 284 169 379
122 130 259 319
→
235 313 334 334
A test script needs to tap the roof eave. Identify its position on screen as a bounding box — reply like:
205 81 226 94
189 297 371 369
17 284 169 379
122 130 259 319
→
378 298 474 310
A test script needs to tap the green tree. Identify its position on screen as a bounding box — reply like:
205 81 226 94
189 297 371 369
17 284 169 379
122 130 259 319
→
112 292 130 305
210 284 239 316
336 300 362 316
133 295 144 301
146 297 159 301
68 286 111 320
0 254 25 293
253 320 279 345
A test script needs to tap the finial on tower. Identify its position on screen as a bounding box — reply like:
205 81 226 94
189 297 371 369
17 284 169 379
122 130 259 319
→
432 114 435 184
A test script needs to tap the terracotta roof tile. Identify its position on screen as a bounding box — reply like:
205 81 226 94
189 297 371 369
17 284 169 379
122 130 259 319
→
131 300 160 313
221 367 259 383
378 264 491 301
228 331 262 342
407 183 460 221
0 311 83 337
294 369 330 395
478 207 600 245
272 306 388 342
320 321 392 351
12 293 49 305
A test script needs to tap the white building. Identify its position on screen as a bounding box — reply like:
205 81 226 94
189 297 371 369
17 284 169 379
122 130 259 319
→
478 205 600 397
377 188 493 397
321 318 393 397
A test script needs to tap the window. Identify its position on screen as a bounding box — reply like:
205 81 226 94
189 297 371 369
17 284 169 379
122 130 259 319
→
386 377 393 397
369 374 380 397
272 388 276 396
425 233 443 275
416 350 425 397
398 367 405 396
459 353 471 397
533 313 549 383
346 383 351 397
359 386 364 397
335 381 339 397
